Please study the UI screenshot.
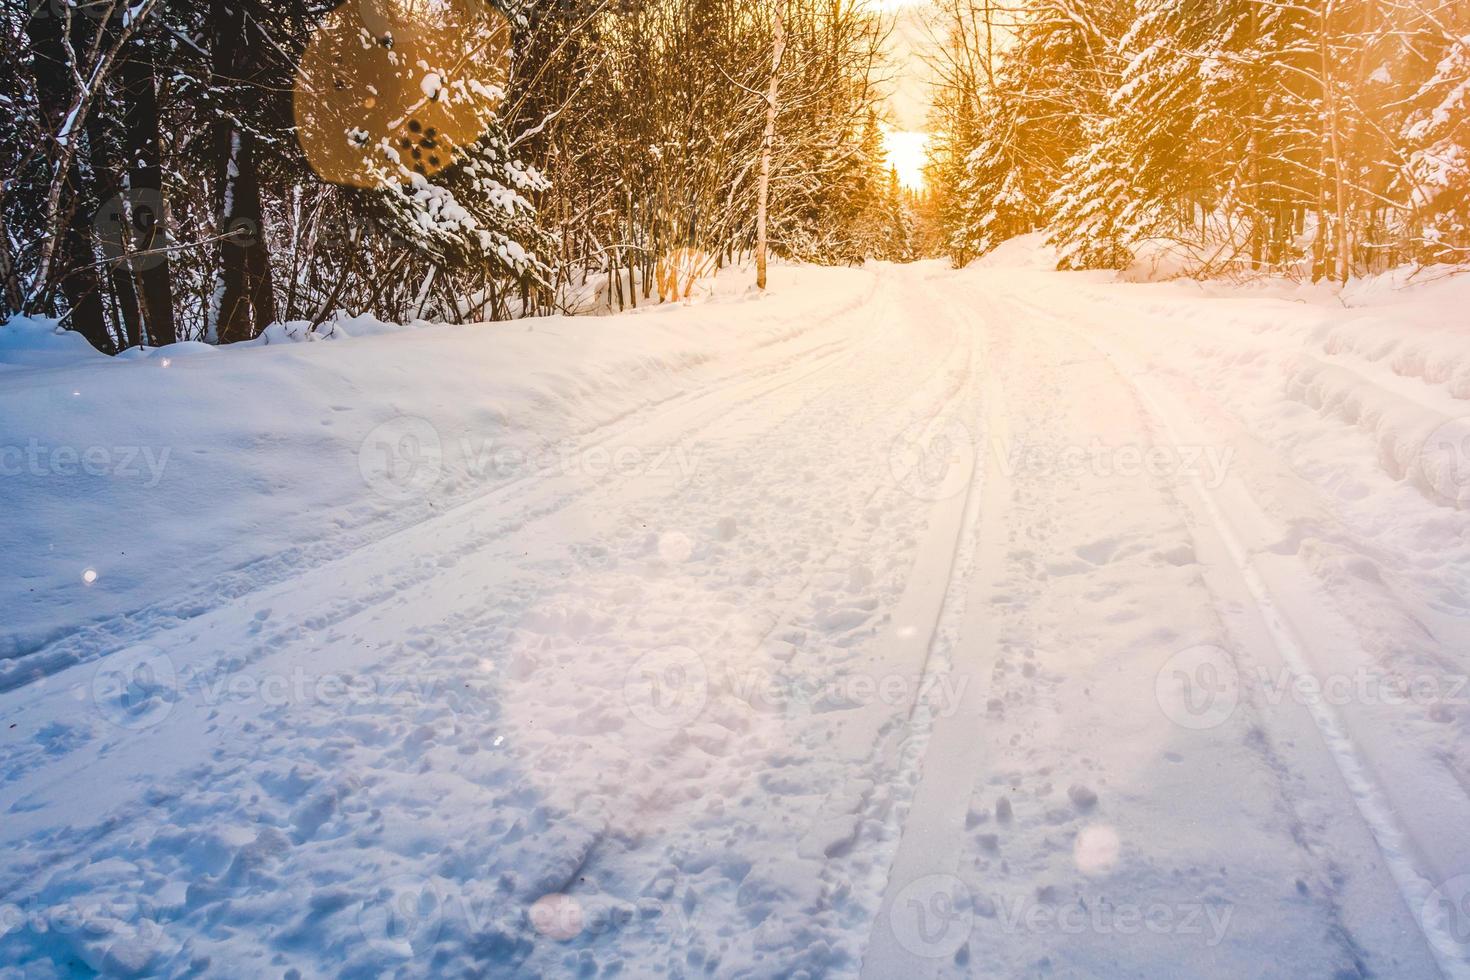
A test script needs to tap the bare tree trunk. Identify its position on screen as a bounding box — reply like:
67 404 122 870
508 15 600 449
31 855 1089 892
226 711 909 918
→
626 194 637 308
85 103 145 349
1320 0 1350 283
213 125 276 342
756 0 787 291
209 0 275 344
120 33 177 346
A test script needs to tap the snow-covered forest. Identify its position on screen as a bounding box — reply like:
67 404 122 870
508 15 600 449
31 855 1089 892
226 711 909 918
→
6 0 1468 354
1 0 916 354
925 0 1470 278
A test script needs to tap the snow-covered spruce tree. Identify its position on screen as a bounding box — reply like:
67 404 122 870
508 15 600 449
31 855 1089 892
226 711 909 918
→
1048 0 1260 270
776 108 885 265
367 136 555 312
1048 119 1139 270
954 93 1050 262
935 0 1470 279
1236 0 1322 272
1401 30 1470 262
816 109 904 265
934 0 1131 267
924 82 982 265
885 169 916 263
293 0 556 322
764 3 904 267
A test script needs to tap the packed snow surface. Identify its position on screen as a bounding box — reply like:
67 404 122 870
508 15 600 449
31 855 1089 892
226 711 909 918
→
3 249 1470 978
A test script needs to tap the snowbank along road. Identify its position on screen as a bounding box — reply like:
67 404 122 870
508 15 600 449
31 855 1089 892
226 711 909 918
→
3 244 1470 978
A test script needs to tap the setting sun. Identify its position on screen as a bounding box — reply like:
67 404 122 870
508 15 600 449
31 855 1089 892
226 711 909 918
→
883 127 929 191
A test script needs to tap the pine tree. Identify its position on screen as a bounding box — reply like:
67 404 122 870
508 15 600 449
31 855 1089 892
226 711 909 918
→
936 0 1466 279
885 168 914 262
1402 29 1470 261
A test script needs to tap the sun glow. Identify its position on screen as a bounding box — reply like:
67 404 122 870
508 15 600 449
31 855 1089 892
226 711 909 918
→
882 128 929 192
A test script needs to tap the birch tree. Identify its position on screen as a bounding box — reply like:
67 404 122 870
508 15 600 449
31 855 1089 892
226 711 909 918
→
757 0 786 290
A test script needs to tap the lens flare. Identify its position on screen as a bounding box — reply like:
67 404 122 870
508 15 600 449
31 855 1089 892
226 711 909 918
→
294 0 511 189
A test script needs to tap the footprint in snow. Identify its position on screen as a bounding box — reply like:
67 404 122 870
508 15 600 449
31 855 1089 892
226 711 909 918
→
1076 537 1123 565
1068 784 1099 811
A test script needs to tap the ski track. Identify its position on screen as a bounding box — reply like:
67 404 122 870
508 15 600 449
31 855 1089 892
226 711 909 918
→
1045 299 1470 979
0 272 886 693
3 259 1469 978
0 324 887 789
854 268 1465 980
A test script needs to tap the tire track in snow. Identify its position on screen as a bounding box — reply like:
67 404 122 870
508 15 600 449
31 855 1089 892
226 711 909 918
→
739 275 995 973
858 312 1012 979
0 271 965 977
489 268 988 976
0 276 910 797
0 272 889 693
1046 303 1470 980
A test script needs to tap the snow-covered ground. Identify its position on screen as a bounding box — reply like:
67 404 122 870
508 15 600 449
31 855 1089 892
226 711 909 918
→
3 247 1470 978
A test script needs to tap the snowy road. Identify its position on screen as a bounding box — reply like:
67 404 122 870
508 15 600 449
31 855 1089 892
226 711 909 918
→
3 252 1470 977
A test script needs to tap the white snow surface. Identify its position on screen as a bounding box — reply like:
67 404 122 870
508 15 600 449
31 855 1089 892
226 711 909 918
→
3 250 1470 978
